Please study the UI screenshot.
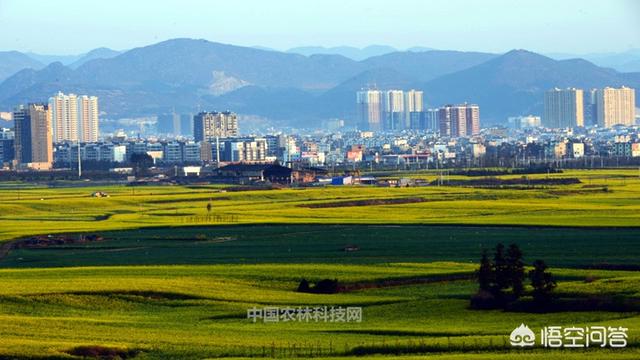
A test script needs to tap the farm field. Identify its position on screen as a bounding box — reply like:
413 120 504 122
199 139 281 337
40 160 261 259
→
0 168 640 242
2 225 640 268
0 263 640 359
0 168 639 359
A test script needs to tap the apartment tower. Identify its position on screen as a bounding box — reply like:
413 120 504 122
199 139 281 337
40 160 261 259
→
78 95 99 142
596 86 636 128
13 104 53 170
49 92 78 142
383 90 404 131
356 89 383 131
543 88 584 128
404 90 424 128
193 111 239 142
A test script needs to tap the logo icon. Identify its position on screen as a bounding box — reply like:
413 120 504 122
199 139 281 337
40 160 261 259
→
510 323 536 347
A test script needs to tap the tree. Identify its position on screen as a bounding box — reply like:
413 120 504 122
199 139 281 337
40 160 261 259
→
492 243 509 299
529 260 556 306
471 248 499 309
130 153 154 177
506 243 525 298
477 249 493 291
297 279 310 293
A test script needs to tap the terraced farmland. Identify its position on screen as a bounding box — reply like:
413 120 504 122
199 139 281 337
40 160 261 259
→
0 169 639 359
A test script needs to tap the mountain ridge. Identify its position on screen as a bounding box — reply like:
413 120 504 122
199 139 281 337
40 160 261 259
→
0 39 638 127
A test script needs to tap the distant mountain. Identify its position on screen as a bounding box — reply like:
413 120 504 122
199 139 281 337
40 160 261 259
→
421 50 640 123
0 39 493 119
287 45 398 61
0 51 45 82
204 86 317 122
1 39 638 128
618 59 640 73
0 62 77 106
362 50 497 82
25 52 82 66
25 48 123 68
71 39 364 92
313 51 498 120
547 49 640 72
0 39 368 116
251 46 278 52
69 47 121 69
586 49 640 72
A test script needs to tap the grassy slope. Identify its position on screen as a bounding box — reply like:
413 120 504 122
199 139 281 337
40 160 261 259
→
0 263 639 359
0 169 640 242
1 169 640 358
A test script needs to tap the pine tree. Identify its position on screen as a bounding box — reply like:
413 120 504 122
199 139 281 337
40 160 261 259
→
506 243 525 299
477 249 493 291
529 260 556 306
492 243 509 299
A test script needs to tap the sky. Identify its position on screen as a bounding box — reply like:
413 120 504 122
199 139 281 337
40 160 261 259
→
1 0 639 55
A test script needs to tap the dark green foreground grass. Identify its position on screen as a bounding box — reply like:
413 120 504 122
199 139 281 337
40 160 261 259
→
2 224 639 268
1 225 639 359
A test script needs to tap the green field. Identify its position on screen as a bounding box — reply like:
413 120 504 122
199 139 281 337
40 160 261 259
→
1 169 640 242
0 169 639 359
1 262 639 359
2 225 640 268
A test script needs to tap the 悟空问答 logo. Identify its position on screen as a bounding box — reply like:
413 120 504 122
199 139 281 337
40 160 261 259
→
510 323 536 347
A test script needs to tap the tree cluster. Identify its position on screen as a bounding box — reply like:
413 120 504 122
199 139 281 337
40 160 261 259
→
472 243 556 309
129 153 154 177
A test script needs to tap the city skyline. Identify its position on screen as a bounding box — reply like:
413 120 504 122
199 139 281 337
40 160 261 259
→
1 0 639 55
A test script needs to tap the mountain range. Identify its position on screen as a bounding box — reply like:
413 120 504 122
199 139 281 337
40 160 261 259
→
0 48 122 81
0 38 638 129
287 45 400 61
546 49 640 73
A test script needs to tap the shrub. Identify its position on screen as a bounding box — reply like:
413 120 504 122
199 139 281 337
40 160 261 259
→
296 278 339 294
297 278 310 292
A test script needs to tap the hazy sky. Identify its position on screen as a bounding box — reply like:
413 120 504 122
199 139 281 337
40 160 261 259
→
1 0 639 55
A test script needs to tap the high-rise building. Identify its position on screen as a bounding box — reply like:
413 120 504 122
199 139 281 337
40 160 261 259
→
404 90 423 128
543 88 584 128
49 92 99 142
193 111 238 141
172 112 181 135
383 90 404 131
78 95 99 142
356 89 383 131
49 92 78 142
596 87 636 128
584 89 598 126
438 106 452 136
13 104 53 170
425 109 439 131
0 128 14 163
409 112 425 130
465 105 480 136
450 105 467 137
437 104 480 137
